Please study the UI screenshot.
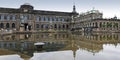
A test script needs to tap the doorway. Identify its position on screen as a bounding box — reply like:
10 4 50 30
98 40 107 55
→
24 23 32 31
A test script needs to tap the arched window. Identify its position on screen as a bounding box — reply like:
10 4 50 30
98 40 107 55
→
41 24 44 29
36 24 39 28
99 22 102 28
63 24 65 29
58 24 61 29
95 22 98 27
1 23 4 28
54 24 57 28
12 23 15 28
6 23 10 28
66 25 69 29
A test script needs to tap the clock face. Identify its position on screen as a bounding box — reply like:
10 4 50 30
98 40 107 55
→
24 9 28 12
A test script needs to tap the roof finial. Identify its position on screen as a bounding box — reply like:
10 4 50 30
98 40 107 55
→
72 0 76 13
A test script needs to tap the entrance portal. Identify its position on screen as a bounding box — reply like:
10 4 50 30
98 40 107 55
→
24 23 32 31
24 23 28 31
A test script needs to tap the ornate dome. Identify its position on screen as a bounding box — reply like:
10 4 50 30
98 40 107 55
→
23 3 31 5
20 3 34 12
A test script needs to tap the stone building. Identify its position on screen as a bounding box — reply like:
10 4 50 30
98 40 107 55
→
73 9 120 32
0 3 78 32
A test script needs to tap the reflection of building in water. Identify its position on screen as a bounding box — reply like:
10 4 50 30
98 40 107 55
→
70 33 120 54
0 33 120 56
0 33 71 54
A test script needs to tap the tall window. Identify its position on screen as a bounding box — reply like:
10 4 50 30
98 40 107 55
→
1 23 4 28
58 24 61 29
54 24 57 28
53 17 56 22
41 16 44 22
12 15 16 21
45 24 49 29
10 15 12 20
58 17 61 22
99 22 102 28
4 15 7 20
36 24 39 28
36 16 39 22
63 24 65 29
66 25 69 29
45 17 48 21
56 18 58 21
0 24 1 28
7 15 10 20
50 17 52 22
52 17 54 21
24 15 28 20
6 23 10 29
1 14 4 20
0 15 1 20
62 18 64 22
95 22 98 27
12 23 15 28
41 24 44 29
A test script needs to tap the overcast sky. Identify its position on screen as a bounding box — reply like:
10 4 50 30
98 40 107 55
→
0 0 120 18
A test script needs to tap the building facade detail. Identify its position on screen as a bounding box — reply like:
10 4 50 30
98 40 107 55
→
0 4 78 32
73 9 120 32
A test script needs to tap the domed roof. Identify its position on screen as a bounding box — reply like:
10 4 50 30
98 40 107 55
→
20 3 34 10
23 3 31 5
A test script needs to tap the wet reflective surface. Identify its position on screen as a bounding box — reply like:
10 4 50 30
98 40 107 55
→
0 33 120 60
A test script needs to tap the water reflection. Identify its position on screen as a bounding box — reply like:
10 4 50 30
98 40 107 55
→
0 33 120 60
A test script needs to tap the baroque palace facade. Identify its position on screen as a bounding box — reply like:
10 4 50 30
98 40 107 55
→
0 3 78 32
72 9 120 32
0 3 120 32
